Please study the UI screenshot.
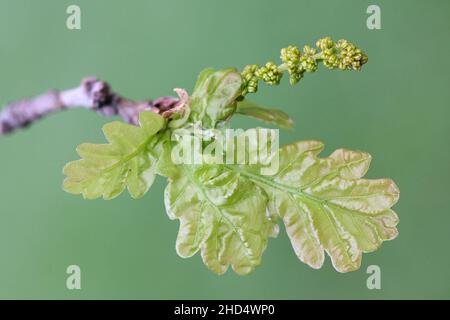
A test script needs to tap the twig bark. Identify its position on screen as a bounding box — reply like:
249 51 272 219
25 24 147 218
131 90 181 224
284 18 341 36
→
0 77 180 136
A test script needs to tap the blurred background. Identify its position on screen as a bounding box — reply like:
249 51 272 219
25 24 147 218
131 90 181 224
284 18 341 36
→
0 0 449 299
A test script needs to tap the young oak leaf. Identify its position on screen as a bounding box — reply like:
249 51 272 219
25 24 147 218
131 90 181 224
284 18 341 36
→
236 99 294 130
164 164 277 275
63 111 165 200
190 68 242 128
231 138 399 273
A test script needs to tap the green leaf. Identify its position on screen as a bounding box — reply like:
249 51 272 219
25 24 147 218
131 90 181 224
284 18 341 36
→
63 111 165 200
162 128 398 274
164 164 277 275
227 136 399 272
190 68 242 127
193 68 215 92
236 99 294 129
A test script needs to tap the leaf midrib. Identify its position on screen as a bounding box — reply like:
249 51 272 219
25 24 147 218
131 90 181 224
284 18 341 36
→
227 165 383 219
84 134 156 182
227 166 320 203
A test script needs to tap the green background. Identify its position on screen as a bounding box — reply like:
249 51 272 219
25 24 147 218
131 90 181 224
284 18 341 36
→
0 0 448 299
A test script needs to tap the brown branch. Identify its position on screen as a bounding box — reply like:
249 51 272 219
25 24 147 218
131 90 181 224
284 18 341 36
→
0 77 180 136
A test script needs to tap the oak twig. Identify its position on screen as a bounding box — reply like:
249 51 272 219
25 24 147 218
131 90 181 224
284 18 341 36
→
0 77 179 135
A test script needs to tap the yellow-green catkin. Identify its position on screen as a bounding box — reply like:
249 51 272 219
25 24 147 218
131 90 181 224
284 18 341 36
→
240 36 368 96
